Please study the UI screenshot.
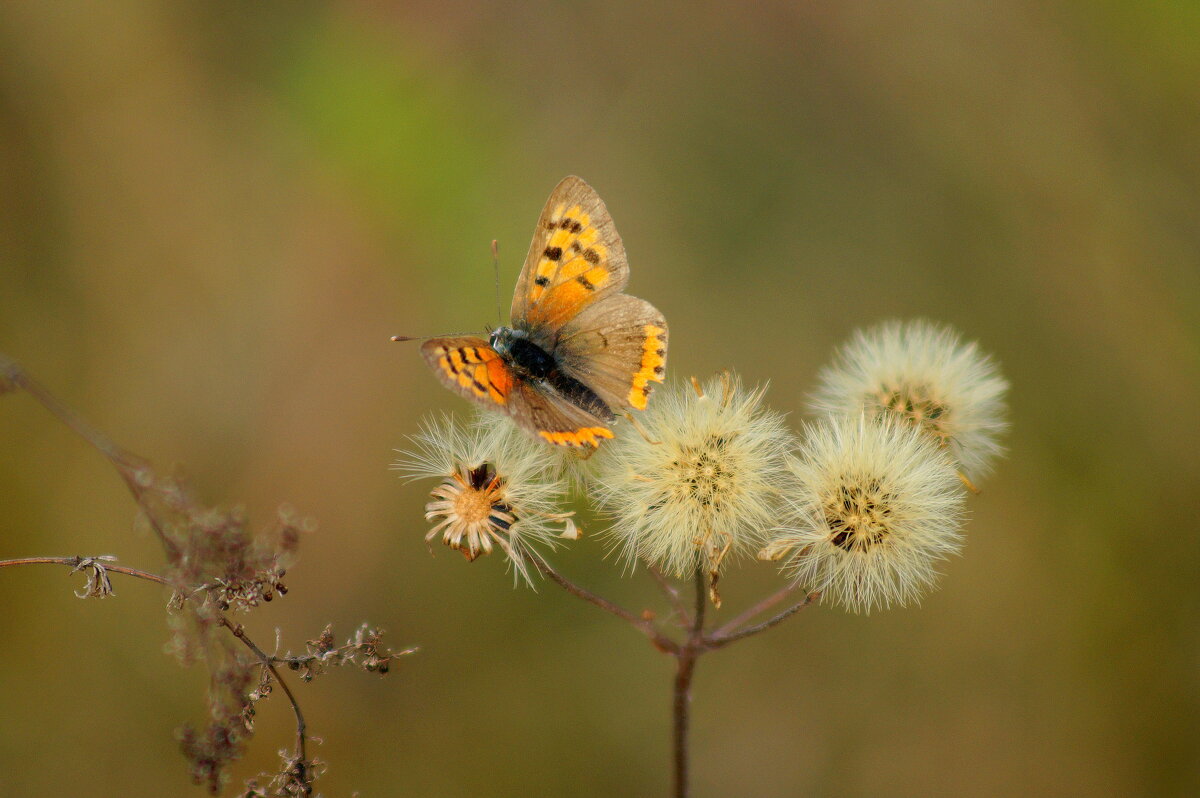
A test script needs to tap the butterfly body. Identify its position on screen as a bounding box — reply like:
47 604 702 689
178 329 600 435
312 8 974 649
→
419 177 668 448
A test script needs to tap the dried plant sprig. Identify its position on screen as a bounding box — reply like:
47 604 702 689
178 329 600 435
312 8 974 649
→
276 623 418 683
1 354 414 796
70 554 117 598
764 415 966 613
592 374 795 591
241 748 327 798
808 319 1009 483
395 411 574 586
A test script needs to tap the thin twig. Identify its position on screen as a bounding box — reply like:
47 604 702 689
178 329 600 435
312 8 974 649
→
0 556 169 585
1 357 179 559
711 582 799 638
0 554 310 770
221 619 308 770
533 557 678 654
705 592 820 649
647 565 690 628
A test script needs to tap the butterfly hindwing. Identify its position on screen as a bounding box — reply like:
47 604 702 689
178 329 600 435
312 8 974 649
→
511 176 630 333
421 337 515 409
554 294 669 412
508 379 616 449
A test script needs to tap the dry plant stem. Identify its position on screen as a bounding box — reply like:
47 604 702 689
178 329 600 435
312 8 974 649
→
0 555 309 770
672 569 706 798
648 564 691 628
221 618 308 772
1 358 179 559
705 592 819 649
534 556 818 798
711 582 800 639
0 556 169 585
533 557 678 653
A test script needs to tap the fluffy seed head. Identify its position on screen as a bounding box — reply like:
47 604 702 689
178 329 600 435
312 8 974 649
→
809 319 1009 481
593 375 795 580
394 412 572 587
763 415 965 614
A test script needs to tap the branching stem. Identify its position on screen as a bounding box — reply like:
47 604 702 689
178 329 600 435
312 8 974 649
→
0 555 309 773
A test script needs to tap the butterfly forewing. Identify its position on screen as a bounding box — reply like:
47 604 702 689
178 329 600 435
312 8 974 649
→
421 338 515 409
511 176 630 334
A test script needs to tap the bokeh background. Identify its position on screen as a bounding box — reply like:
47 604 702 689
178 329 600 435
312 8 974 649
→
2 2 1198 796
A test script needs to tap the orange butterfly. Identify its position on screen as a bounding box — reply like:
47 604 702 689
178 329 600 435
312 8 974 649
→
421 177 668 448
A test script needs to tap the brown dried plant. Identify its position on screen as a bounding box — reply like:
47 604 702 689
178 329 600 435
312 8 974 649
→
0 354 416 796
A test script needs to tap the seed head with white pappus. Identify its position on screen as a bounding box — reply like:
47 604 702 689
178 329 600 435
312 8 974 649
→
593 375 795 580
809 319 1008 482
761 415 965 613
394 412 574 587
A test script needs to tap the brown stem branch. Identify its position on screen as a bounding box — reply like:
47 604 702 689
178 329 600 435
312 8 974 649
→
647 565 690 628
705 592 820 649
672 569 707 798
533 557 678 654
711 582 799 638
221 619 308 769
0 556 169 585
0 554 309 769
1 356 179 558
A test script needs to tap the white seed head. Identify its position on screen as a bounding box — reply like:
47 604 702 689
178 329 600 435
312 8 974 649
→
593 375 795 579
809 319 1009 481
394 411 572 586
765 415 966 614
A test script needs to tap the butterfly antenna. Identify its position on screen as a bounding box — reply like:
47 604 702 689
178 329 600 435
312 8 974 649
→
491 239 503 327
390 331 477 343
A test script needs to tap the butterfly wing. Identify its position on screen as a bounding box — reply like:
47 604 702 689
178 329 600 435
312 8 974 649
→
421 338 516 410
553 294 669 413
511 176 630 336
508 380 616 448
422 336 614 448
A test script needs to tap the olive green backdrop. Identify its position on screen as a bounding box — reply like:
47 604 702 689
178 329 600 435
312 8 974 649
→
1 2 1197 796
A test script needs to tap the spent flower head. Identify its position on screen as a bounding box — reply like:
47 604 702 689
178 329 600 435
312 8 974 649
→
762 415 965 614
593 374 795 586
809 319 1008 482
395 412 573 586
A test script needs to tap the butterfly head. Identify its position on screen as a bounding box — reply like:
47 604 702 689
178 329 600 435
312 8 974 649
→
487 326 522 357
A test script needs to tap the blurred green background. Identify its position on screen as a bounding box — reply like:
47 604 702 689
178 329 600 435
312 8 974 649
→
2 2 1198 796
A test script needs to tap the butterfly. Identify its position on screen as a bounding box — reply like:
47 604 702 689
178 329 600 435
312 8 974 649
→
420 176 668 448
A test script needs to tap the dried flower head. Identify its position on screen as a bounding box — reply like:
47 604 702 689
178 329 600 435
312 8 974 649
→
395 412 573 586
593 375 795 585
763 415 965 614
808 319 1009 482
71 555 117 598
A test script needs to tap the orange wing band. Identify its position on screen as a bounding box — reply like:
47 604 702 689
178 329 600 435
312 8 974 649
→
627 324 667 409
538 426 615 448
437 345 512 405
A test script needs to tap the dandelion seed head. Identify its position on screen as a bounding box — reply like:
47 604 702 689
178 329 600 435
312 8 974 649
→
593 375 794 579
765 415 966 613
809 319 1009 480
394 412 571 587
